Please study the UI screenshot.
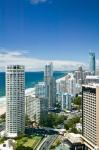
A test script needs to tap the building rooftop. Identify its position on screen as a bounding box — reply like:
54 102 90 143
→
56 76 66 82
0 139 15 150
82 83 99 88
86 75 99 79
25 88 35 96
65 133 82 144
36 82 45 85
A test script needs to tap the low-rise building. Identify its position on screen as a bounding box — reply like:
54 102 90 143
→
63 133 84 150
0 139 16 150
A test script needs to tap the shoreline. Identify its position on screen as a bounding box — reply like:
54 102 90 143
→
0 96 6 115
0 75 65 116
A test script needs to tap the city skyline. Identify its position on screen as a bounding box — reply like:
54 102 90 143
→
0 0 99 71
0 50 99 71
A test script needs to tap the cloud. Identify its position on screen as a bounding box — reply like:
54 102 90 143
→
30 0 48 4
0 50 87 72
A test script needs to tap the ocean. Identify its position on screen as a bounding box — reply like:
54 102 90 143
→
0 71 66 97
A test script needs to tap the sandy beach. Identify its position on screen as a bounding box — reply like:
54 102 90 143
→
0 97 6 115
0 107 6 115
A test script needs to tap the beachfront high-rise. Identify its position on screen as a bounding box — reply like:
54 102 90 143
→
89 52 96 75
82 84 99 150
44 63 56 108
6 65 25 137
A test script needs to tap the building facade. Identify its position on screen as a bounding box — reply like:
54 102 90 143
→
25 95 40 123
25 93 48 124
82 84 99 150
6 65 25 137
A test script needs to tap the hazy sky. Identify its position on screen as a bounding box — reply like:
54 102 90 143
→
0 0 99 70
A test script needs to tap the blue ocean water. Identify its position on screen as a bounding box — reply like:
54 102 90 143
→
0 71 66 97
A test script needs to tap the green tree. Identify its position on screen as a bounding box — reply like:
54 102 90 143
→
73 96 81 106
64 116 80 131
0 113 6 122
70 127 78 134
64 124 69 130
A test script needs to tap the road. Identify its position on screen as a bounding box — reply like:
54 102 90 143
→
39 134 58 150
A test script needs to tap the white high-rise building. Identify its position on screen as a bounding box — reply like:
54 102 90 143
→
6 65 25 137
74 66 83 84
61 93 72 110
56 76 67 94
67 74 76 96
74 66 91 85
25 92 48 124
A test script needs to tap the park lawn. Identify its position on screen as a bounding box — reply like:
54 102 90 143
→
17 135 43 148
24 136 42 148
17 137 28 146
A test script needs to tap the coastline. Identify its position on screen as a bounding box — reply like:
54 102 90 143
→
0 75 65 116
0 96 6 115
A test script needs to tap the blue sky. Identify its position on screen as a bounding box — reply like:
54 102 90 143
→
0 0 99 70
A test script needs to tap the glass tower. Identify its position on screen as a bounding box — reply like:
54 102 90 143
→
44 63 56 109
89 52 96 75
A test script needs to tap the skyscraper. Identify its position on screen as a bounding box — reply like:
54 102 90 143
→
44 63 56 108
44 62 53 81
6 65 25 137
82 84 99 150
74 66 83 84
89 52 96 75
67 73 76 96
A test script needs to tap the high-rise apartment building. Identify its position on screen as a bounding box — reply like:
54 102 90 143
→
61 93 72 110
89 52 96 75
25 93 48 124
56 76 67 94
74 66 83 84
82 84 99 150
44 63 56 108
74 66 91 85
67 74 76 96
6 65 25 137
